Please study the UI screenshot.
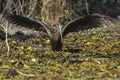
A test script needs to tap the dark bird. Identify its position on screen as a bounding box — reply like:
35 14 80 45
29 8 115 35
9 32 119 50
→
5 14 105 51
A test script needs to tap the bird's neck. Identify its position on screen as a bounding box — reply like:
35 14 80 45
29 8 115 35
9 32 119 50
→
52 32 61 41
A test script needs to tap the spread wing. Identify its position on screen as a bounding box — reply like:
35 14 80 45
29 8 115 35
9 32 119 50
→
5 14 52 37
62 14 105 37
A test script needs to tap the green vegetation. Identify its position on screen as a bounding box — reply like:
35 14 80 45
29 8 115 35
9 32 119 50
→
0 28 120 80
0 0 120 80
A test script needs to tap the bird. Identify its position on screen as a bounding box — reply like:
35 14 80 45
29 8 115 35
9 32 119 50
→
5 14 105 51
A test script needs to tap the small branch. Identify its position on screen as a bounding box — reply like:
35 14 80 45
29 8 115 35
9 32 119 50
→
27 0 37 17
69 0 72 13
1 21 10 56
0 67 36 77
85 0 89 15
5 21 10 56
17 70 36 77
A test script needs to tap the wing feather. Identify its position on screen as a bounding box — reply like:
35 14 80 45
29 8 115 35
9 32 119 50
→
62 14 105 37
5 14 52 37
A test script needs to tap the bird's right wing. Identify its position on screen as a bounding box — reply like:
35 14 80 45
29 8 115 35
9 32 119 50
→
5 14 52 37
62 14 105 37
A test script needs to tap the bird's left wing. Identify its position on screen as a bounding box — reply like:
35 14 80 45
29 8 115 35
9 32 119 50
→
5 14 52 37
62 14 105 37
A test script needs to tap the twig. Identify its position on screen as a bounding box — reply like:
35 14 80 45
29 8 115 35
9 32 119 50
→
85 0 89 15
17 70 36 77
5 21 10 56
1 21 10 56
0 67 36 77
27 0 37 17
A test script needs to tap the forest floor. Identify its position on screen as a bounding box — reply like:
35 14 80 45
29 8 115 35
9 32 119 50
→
0 23 120 80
